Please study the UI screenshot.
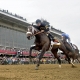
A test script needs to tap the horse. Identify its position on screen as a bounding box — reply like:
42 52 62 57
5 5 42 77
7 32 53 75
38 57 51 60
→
71 44 80 63
61 44 80 64
26 26 74 69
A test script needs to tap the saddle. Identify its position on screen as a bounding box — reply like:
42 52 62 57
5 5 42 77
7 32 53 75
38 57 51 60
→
50 38 61 46
49 38 61 50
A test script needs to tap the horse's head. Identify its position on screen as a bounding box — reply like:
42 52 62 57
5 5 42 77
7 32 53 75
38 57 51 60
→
26 26 37 40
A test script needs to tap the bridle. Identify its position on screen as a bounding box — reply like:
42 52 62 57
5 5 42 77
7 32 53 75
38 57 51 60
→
26 26 44 39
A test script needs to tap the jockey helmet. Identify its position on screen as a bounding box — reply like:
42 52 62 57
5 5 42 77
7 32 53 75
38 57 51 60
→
36 19 41 24
62 33 69 39
62 33 66 36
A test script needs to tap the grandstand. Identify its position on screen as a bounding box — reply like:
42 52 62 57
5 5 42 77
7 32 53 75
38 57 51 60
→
0 9 63 57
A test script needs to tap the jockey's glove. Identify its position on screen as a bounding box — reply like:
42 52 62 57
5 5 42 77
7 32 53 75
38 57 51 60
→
41 30 44 32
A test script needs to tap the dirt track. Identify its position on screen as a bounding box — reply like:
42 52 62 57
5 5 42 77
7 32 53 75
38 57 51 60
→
0 64 80 80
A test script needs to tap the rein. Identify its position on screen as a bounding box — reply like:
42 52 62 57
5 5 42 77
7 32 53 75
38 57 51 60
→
27 31 44 40
32 31 44 36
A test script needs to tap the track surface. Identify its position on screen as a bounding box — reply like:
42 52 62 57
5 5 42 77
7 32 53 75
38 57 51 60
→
0 64 80 80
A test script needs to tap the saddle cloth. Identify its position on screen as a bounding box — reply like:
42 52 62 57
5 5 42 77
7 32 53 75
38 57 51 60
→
49 40 61 50
51 41 60 46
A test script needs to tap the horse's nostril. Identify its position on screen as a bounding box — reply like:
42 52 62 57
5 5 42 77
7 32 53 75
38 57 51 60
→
27 36 30 40
27 36 29 38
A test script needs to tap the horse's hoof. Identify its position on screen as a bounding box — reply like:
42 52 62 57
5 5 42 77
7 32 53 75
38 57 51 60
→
35 66 39 70
71 64 76 68
71 63 76 68
72 66 76 68
59 65 61 68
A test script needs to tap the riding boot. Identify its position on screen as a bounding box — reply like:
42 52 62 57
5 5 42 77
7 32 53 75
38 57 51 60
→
48 33 54 41
48 33 60 46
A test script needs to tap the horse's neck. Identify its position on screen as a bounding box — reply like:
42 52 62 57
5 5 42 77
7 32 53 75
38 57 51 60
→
35 34 41 40
35 33 49 43
35 33 45 38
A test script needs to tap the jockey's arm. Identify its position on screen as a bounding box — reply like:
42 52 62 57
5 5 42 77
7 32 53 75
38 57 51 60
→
40 26 46 32
40 26 49 32
67 37 71 43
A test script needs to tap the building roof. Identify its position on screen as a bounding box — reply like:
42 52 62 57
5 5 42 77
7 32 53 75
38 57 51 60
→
0 9 30 28
0 9 63 36
50 27 64 36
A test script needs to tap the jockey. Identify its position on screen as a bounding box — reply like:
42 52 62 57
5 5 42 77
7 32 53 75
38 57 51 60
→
34 19 55 41
61 33 71 43
61 33 74 51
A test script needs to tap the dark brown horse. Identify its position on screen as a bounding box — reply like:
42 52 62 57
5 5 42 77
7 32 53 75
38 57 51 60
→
26 26 74 69
62 44 80 64
70 44 80 63
55 37 80 66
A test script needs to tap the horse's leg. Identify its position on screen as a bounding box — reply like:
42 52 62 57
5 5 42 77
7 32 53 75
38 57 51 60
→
66 53 75 67
76 56 80 63
77 58 80 63
65 54 71 64
35 44 47 70
51 49 61 68
70 54 76 67
63 51 71 64
70 58 75 67
75 54 80 63
29 45 36 62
